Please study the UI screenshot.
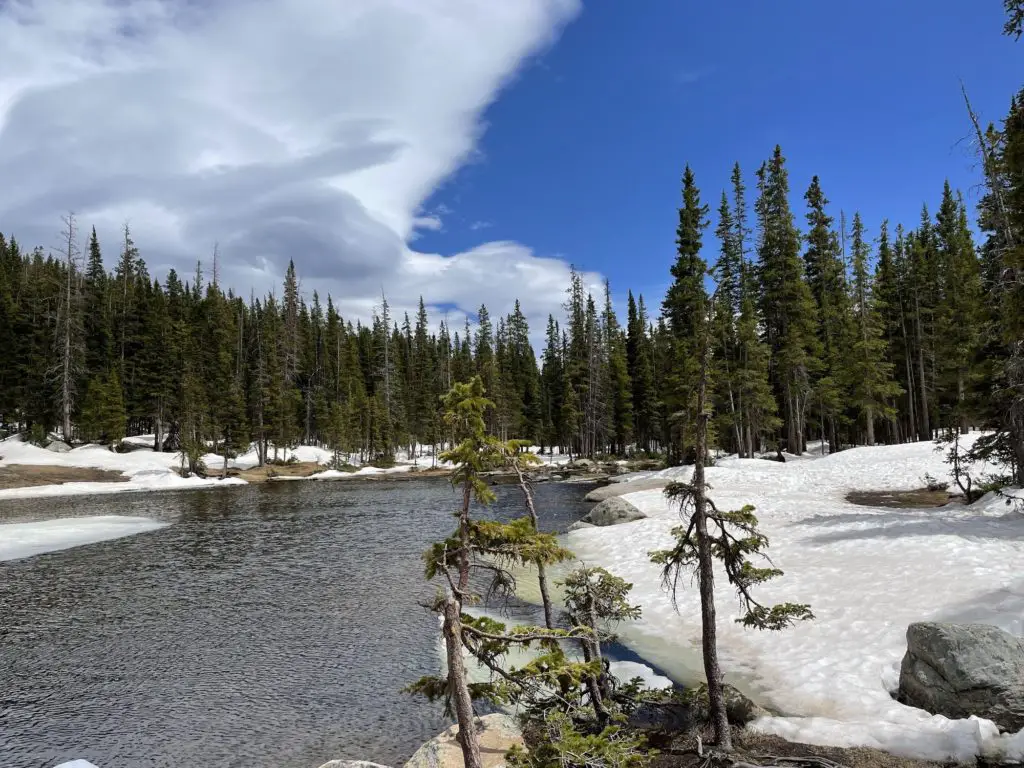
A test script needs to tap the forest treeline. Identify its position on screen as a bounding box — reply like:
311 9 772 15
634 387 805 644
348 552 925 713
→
0 94 1021 478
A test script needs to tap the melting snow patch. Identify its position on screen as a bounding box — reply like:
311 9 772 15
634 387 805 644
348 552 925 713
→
570 438 1024 762
0 516 168 562
54 762 100 768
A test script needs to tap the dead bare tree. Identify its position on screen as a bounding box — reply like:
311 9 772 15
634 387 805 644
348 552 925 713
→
51 212 84 444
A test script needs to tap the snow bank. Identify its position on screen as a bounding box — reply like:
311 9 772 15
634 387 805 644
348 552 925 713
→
570 438 1024 762
0 436 248 499
53 761 100 768
0 516 168 562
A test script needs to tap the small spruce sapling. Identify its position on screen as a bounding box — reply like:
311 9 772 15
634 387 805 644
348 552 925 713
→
561 567 641 725
408 377 575 768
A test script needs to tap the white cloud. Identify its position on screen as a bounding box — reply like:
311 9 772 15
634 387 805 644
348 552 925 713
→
0 0 587 340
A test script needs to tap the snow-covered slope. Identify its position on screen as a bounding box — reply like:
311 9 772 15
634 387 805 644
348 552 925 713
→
570 438 1024 762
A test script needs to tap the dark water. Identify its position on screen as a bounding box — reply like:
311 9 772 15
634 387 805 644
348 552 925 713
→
0 479 595 768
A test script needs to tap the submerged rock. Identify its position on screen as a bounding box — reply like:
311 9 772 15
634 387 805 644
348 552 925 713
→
898 622 1024 732
404 713 522 768
318 762 392 768
579 497 646 527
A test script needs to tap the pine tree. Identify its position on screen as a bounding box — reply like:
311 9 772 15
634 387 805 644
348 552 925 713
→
662 165 710 464
848 213 902 444
802 176 849 453
602 281 633 455
756 146 818 454
935 184 984 432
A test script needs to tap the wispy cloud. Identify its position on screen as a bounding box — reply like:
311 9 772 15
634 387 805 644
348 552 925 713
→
0 0 586 339
676 66 714 85
469 220 493 231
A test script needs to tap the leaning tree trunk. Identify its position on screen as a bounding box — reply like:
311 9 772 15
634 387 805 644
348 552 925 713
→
510 457 556 629
442 589 482 768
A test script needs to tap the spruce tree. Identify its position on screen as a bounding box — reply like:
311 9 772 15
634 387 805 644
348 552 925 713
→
849 213 901 444
662 165 710 464
756 147 818 454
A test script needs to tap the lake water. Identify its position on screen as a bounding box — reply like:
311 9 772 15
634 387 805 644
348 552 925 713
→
0 478 604 768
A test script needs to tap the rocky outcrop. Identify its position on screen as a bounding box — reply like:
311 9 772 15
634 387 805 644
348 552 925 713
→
404 714 522 768
898 622 1024 732
584 477 669 502
577 497 646 527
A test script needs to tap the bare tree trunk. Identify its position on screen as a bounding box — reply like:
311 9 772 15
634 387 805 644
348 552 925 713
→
694 329 732 750
866 405 875 446
579 633 610 725
442 590 483 768
509 456 556 629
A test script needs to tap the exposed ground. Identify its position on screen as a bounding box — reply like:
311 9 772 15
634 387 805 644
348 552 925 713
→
845 488 957 508
651 729 961 768
0 464 128 490
197 462 452 483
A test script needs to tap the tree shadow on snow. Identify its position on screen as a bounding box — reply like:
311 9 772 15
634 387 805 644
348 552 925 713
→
792 508 1024 545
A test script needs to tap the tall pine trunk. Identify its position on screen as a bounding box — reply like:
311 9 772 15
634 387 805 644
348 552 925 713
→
693 326 731 749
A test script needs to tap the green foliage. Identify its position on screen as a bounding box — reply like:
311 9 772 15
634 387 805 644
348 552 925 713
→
506 711 651 768
652 487 813 631
79 370 126 446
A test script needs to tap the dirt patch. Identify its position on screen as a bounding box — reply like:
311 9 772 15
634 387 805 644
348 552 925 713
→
200 462 452 483
846 488 957 509
198 461 326 483
0 464 128 490
652 728 961 768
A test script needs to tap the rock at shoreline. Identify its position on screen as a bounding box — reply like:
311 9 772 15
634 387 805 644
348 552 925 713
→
318 762 392 768
897 622 1024 732
584 477 669 502
579 497 646 527
567 521 595 532
404 713 522 768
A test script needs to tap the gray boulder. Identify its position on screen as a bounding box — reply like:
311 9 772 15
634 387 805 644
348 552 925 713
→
580 497 646 527
568 521 596 532
898 622 1024 732
45 440 71 453
584 477 669 502
404 713 522 768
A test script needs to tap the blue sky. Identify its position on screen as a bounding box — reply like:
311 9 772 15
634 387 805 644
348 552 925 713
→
1 1 1017 337
416 1 1021 306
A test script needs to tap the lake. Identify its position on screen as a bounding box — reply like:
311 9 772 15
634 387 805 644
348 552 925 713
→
0 478 600 768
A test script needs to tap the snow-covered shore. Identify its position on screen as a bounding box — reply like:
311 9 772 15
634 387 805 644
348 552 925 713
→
0 435 482 500
569 437 1024 762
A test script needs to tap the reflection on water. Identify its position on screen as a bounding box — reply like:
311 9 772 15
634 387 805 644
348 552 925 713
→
0 479 594 768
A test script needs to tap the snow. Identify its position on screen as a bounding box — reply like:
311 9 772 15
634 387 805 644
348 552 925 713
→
608 660 674 691
0 516 168 562
54 761 101 768
0 435 247 499
569 437 1024 762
